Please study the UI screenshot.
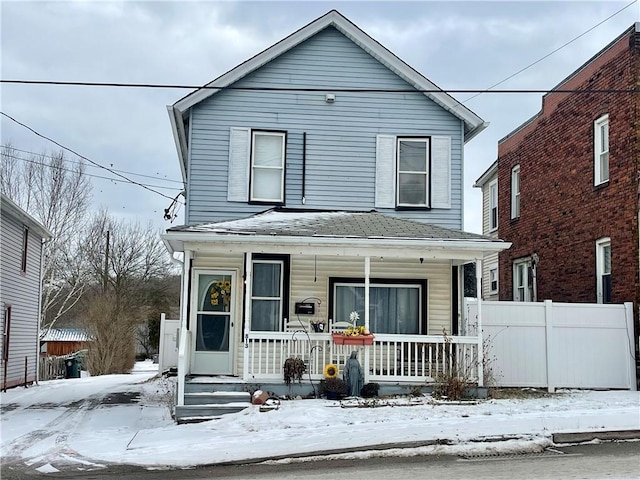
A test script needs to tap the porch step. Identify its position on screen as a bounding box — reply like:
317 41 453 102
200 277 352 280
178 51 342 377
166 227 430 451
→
184 391 251 405
184 376 248 393
175 402 250 423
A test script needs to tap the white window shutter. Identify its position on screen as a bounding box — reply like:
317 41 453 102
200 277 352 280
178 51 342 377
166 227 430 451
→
431 136 451 209
228 127 250 202
375 134 396 208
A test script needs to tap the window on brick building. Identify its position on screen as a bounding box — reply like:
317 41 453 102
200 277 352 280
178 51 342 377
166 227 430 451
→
489 179 498 231
513 258 533 301
511 165 520 219
594 114 609 185
596 237 611 304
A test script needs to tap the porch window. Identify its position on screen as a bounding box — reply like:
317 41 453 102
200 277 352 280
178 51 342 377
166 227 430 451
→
330 279 426 334
513 258 533 302
397 138 429 207
251 255 290 331
250 131 285 203
596 238 611 303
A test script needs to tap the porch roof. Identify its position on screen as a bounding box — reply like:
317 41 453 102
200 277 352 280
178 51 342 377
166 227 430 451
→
163 210 510 261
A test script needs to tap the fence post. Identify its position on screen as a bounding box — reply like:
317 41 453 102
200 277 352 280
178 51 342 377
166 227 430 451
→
623 302 637 391
544 300 554 393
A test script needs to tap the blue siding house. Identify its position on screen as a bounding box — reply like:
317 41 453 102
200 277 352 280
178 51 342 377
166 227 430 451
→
163 10 509 421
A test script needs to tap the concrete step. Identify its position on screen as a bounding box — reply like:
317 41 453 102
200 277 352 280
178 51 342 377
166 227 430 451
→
184 377 248 393
175 402 250 423
184 391 251 405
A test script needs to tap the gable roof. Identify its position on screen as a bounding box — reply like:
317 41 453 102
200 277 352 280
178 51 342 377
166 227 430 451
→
1 193 52 240
163 209 509 260
473 160 498 188
168 10 487 180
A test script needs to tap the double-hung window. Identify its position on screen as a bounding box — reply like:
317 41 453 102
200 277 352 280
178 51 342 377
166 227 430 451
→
397 138 429 207
513 258 533 302
250 131 285 203
511 165 520 219
596 238 611 303
330 278 426 334
594 115 609 185
489 267 498 294
489 179 498 231
21 227 29 273
251 255 289 331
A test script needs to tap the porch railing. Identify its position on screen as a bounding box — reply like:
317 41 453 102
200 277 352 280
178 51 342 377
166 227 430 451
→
244 331 480 384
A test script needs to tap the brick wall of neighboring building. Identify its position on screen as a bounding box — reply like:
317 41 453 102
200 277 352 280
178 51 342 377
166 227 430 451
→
497 26 639 310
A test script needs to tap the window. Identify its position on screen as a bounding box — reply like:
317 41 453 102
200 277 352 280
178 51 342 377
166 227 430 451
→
511 165 520 219
513 258 533 301
329 278 426 334
489 179 498 231
250 131 285 203
489 268 498 293
594 115 609 185
596 238 611 304
2 305 11 362
251 255 290 331
397 138 429 207
21 227 29 273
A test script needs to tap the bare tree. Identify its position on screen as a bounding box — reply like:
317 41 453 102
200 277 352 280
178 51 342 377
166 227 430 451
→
1 144 92 330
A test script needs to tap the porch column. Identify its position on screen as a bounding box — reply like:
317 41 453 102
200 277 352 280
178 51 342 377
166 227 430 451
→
242 252 253 381
177 250 192 407
475 258 484 387
364 256 370 383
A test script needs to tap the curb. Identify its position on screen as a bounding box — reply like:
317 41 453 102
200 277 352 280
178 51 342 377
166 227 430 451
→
552 430 640 444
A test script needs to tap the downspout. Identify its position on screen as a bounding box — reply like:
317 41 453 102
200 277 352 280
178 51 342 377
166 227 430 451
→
302 132 307 205
475 258 484 387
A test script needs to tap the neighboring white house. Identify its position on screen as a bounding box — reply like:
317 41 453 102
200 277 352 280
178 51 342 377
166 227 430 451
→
1 193 51 390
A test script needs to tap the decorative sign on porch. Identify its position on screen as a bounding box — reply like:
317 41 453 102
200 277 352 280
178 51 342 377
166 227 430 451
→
331 333 375 346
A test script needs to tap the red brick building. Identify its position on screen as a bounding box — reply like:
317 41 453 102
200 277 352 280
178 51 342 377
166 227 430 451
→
491 24 639 357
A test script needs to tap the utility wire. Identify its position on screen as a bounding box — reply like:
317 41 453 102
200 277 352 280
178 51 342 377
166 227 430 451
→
462 0 638 103
0 81 638 94
2 152 184 193
1 111 180 202
6 146 184 185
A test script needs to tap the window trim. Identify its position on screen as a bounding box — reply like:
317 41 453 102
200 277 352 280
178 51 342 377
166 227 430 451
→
249 130 286 204
21 227 29 273
328 277 428 334
512 257 532 302
250 254 290 331
396 137 431 208
595 237 611 304
594 114 609 186
489 179 498 231
511 165 520 219
489 267 498 294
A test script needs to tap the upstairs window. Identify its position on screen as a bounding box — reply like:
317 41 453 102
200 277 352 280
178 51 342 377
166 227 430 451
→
596 238 611 304
594 115 609 185
21 227 29 273
489 179 498 231
250 131 285 203
397 138 429 207
511 165 520 219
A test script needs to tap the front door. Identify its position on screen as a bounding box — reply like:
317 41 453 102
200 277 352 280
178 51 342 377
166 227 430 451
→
191 271 236 375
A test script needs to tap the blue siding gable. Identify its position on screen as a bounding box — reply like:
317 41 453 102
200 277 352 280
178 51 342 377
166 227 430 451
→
187 26 464 229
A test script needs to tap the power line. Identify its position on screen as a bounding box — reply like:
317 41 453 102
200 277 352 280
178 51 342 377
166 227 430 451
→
462 0 638 103
0 111 180 202
6 146 184 185
0 80 638 94
2 152 184 192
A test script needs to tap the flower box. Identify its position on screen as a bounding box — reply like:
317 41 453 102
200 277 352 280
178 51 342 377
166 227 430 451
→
331 333 374 346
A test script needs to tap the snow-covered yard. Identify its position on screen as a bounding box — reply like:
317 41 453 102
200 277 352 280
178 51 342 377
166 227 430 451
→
1 361 638 475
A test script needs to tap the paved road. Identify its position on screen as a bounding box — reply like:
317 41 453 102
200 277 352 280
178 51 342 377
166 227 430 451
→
2 440 638 479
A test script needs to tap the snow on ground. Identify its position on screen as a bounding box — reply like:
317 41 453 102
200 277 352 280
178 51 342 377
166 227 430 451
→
1 360 639 473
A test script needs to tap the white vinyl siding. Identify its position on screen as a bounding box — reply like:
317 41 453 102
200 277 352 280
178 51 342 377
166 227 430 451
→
250 131 285 203
489 179 498 231
596 237 611 304
594 115 609 185
511 165 520 219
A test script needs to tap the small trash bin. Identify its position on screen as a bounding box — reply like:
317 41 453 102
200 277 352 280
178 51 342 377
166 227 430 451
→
65 358 80 378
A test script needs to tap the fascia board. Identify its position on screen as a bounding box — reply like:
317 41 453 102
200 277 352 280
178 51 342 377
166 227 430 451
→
167 106 188 185
473 160 498 188
171 10 486 140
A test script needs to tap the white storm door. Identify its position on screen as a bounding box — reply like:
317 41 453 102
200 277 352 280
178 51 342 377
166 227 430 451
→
191 271 236 375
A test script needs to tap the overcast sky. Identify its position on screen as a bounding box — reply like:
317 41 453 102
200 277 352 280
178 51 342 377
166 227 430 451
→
1 0 637 234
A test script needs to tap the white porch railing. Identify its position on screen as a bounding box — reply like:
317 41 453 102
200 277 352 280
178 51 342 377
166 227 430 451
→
244 332 480 384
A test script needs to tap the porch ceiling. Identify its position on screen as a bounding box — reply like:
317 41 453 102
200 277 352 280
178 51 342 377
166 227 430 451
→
162 209 510 260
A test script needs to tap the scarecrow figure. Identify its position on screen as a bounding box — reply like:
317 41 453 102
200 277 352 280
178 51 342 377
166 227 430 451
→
343 350 364 396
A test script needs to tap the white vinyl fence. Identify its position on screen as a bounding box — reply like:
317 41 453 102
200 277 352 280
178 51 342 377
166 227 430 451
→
466 300 636 391
159 313 180 372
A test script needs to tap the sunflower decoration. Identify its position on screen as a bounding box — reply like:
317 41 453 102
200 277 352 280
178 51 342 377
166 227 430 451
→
324 363 338 379
210 279 232 309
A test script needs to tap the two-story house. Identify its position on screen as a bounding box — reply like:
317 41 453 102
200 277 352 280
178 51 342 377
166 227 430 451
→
162 10 509 419
473 161 499 301
476 24 639 367
1 193 51 390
